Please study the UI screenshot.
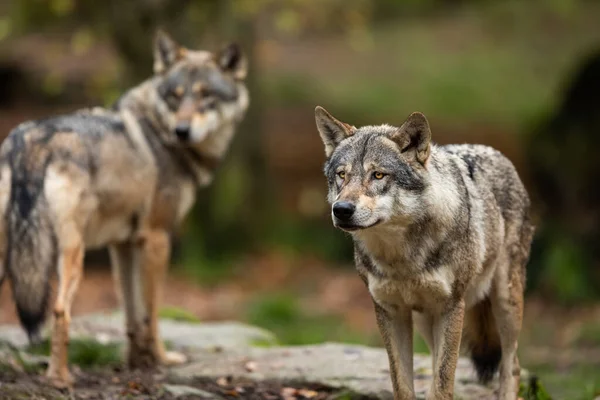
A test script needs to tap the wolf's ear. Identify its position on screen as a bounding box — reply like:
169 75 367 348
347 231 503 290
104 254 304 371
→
154 30 182 74
315 106 356 157
218 43 247 80
391 112 431 165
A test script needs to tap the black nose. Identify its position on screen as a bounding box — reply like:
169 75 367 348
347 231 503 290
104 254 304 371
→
175 123 190 140
333 201 356 220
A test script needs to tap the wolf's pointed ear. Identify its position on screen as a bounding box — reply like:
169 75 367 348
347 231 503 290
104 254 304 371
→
218 43 247 80
391 112 431 165
154 30 182 74
315 106 356 157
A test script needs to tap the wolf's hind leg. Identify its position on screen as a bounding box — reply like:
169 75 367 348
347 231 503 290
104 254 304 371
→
490 261 524 400
46 241 84 388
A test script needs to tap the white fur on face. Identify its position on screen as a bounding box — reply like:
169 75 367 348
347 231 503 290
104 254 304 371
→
190 111 219 142
187 84 248 144
389 188 423 223
350 194 395 228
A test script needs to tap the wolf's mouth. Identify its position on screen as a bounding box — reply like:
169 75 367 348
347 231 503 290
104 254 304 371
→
336 219 382 232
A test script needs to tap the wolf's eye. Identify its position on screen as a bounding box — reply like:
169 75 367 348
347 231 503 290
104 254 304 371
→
337 171 346 179
373 172 386 180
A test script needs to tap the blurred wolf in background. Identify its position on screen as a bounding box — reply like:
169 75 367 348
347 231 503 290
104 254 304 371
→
0 30 249 387
315 107 533 400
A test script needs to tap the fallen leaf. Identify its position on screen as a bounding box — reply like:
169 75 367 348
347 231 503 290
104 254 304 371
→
281 387 297 397
298 388 318 398
216 376 230 386
244 360 258 372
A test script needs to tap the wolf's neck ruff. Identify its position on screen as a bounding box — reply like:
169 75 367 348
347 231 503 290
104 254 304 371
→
113 78 236 187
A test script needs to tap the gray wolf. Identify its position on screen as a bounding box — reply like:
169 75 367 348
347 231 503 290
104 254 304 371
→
315 107 534 400
0 31 249 387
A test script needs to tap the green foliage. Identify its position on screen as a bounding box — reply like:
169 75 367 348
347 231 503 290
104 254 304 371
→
577 321 600 347
519 377 553 400
261 74 323 107
245 293 373 345
27 338 121 368
529 229 596 304
264 217 353 264
159 306 201 324
525 366 600 400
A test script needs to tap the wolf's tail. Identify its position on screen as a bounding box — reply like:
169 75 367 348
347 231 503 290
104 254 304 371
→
6 180 57 344
464 297 502 383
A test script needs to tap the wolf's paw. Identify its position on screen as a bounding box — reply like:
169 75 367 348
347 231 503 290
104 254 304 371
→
128 348 159 370
45 366 74 389
160 350 187 366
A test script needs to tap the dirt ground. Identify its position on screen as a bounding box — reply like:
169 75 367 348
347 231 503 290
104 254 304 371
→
0 367 357 400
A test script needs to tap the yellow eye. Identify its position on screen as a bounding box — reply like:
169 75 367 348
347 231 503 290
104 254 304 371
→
337 171 346 179
374 172 385 180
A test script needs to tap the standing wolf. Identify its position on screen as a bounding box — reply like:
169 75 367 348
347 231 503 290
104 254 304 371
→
0 31 249 387
315 107 533 400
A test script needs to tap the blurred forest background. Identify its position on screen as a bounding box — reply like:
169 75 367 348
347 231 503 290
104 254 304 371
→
0 0 599 398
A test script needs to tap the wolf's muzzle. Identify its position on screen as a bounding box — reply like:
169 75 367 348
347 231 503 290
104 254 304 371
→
333 201 355 221
175 122 191 141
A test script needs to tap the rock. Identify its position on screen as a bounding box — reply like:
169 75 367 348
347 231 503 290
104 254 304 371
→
173 343 502 400
0 311 278 350
163 384 225 399
0 312 513 399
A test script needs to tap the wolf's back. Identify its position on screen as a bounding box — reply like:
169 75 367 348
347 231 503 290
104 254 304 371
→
2 126 57 343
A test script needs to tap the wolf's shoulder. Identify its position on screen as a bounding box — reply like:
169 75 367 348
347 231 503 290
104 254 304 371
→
437 143 517 178
439 143 508 164
436 143 529 211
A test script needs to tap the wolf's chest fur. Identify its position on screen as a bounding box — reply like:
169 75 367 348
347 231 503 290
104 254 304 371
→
367 261 455 313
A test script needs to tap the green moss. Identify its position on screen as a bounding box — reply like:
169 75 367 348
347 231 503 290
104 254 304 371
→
249 337 279 348
245 293 373 346
159 306 201 323
519 376 553 400
26 338 121 368
25 339 51 356
327 390 370 400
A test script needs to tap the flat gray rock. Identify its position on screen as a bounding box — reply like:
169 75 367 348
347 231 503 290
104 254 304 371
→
0 311 278 350
174 343 501 400
0 312 510 399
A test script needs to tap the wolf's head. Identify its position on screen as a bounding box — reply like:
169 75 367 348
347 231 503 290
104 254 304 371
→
149 30 248 144
315 106 433 232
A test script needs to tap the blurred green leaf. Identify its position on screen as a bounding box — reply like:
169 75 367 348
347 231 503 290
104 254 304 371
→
50 0 74 17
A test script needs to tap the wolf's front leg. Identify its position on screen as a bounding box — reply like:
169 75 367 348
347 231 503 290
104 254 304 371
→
373 300 415 400
110 231 186 369
428 299 465 400
137 230 187 366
